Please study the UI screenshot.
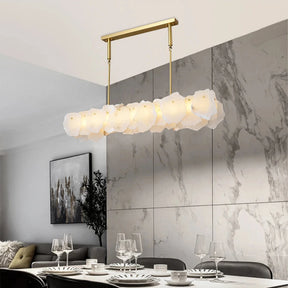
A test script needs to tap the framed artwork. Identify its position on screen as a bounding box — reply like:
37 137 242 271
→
50 153 92 224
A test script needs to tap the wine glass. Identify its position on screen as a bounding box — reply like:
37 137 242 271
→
208 241 225 281
115 233 126 271
115 233 126 251
63 233 73 267
116 239 132 273
194 234 208 279
131 233 143 272
51 239 64 268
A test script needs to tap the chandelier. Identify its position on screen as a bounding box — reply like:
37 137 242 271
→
63 18 225 141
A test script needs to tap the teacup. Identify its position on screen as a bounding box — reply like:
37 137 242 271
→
170 271 187 283
86 258 98 268
91 263 105 272
153 264 168 275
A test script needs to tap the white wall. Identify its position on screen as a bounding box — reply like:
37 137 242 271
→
2 134 107 245
0 156 3 239
0 54 106 152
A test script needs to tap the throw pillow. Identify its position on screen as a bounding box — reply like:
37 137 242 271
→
0 241 23 267
9 244 36 269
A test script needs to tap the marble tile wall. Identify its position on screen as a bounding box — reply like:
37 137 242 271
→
107 20 288 279
212 20 288 279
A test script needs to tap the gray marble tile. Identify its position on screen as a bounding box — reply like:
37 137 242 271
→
213 21 288 204
153 50 213 207
154 128 212 207
213 202 288 280
107 209 153 264
154 206 212 269
107 72 154 210
154 49 212 98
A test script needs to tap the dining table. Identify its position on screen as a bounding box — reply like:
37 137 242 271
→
21 266 288 288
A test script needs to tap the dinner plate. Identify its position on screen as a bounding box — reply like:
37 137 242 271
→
107 263 145 270
108 277 159 286
166 280 193 286
110 274 153 283
187 269 223 278
41 266 82 276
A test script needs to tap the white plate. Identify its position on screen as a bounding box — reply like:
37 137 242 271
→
166 280 193 286
108 263 144 270
87 271 109 276
187 269 223 278
111 274 152 283
108 277 159 286
40 270 82 276
41 267 81 274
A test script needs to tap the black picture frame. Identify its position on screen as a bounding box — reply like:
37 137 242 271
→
50 152 92 224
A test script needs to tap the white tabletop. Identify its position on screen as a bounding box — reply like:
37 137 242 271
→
22 267 288 288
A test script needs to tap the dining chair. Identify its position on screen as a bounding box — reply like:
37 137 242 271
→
136 257 186 270
46 274 119 288
194 260 273 279
0 268 46 288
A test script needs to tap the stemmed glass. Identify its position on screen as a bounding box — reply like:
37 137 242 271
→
208 241 225 281
115 233 125 271
131 233 143 272
116 233 126 248
63 233 73 267
194 234 208 279
51 239 64 268
116 239 132 273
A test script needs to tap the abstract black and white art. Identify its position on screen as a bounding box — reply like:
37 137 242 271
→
50 153 92 224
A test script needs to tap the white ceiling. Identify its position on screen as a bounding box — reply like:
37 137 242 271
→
0 0 287 86
0 0 287 152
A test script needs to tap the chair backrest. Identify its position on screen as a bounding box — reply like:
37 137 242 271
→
46 274 119 288
137 257 186 270
0 268 46 288
194 261 273 279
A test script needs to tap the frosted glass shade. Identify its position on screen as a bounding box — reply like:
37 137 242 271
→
190 89 217 120
63 113 81 136
63 89 225 140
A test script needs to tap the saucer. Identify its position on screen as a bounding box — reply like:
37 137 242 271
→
166 280 193 286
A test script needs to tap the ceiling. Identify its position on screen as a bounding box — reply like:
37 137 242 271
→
0 0 287 85
0 0 287 152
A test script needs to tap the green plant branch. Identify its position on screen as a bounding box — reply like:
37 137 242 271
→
79 170 107 247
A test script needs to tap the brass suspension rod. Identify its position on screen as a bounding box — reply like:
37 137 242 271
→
102 18 178 104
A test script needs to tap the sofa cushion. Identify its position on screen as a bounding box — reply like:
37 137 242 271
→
0 241 23 267
59 247 88 261
88 247 106 263
32 243 55 262
9 245 36 269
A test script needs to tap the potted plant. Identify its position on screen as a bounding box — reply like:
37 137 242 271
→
79 170 107 246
